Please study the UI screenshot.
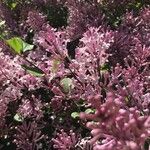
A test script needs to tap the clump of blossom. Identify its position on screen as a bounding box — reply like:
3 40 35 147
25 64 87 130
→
121 7 150 47
65 0 104 40
107 31 133 66
35 26 113 111
52 130 77 150
34 25 70 83
14 121 44 150
0 50 22 119
0 1 150 149
0 2 17 34
26 10 46 32
36 25 69 58
80 93 150 150
18 97 43 119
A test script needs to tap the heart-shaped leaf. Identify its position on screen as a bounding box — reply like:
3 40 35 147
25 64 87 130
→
6 37 34 54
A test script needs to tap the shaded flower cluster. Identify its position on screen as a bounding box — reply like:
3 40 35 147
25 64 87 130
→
52 130 77 150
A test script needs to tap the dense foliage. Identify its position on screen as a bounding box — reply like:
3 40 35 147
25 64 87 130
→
0 0 150 150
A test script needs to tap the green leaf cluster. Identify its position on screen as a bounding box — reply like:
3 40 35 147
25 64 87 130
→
6 37 34 54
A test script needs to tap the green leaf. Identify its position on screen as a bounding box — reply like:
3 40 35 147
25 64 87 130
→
60 78 74 93
14 114 24 122
100 63 110 71
125 97 128 102
135 2 141 8
76 99 86 107
52 59 61 73
59 117 64 123
85 108 96 114
22 41 34 52
71 112 80 119
0 21 5 27
6 37 22 54
11 2 17 9
6 37 34 54
22 65 45 77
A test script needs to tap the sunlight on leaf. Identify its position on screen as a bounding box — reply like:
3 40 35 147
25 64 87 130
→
14 114 24 122
6 37 34 54
60 78 74 93
71 112 80 119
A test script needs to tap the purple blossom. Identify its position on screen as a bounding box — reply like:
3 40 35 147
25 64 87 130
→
26 10 46 31
14 121 44 150
35 26 69 60
80 94 150 150
121 7 150 46
52 130 77 150
0 1 150 149
18 96 43 119
65 0 105 40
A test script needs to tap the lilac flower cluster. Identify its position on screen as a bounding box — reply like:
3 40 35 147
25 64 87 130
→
80 93 150 150
0 0 150 150
52 130 77 150
34 20 149 149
